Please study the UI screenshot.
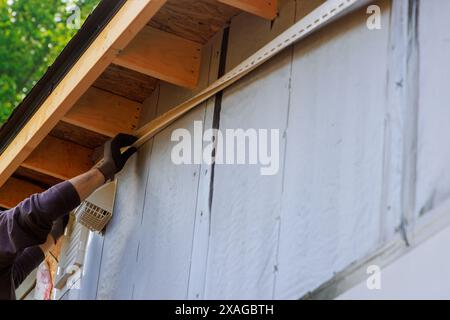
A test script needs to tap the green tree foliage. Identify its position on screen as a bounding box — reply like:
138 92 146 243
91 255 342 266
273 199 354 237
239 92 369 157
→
0 0 99 125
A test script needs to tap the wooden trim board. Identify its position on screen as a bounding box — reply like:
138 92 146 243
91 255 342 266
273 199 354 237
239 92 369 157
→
0 177 44 209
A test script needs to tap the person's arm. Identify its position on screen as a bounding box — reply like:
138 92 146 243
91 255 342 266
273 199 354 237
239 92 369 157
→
12 233 59 288
10 166 112 288
12 246 46 288
68 131 138 200
69 168 106 201
0 134 137 267
0 181 81 262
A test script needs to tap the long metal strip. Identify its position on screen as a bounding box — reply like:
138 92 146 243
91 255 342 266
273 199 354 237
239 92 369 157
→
133 0 371 148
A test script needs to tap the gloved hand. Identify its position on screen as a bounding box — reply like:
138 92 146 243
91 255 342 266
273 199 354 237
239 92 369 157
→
95 133 138 181
50 214 70 244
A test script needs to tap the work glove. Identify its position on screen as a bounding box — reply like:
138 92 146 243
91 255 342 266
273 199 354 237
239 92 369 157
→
95 133 138 181
50 214 70 244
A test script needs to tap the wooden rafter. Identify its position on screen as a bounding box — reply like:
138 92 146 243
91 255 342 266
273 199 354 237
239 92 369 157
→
0 177 44 209
15 166 63 189
114 26 202 88
62 87 142 137
0 0 167 188
218 0 277 20
21 136 94 181
93 64 158 103
51 122 109 150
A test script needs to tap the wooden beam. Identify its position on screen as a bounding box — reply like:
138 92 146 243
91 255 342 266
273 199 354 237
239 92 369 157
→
219 0 277 20
0 177 44 209
148 0 240 44
62 87 142 137
51 122 109 150
21 136 94 181
94 64 158 103
15 166 63 189
114 26 202 89
0 0 166 188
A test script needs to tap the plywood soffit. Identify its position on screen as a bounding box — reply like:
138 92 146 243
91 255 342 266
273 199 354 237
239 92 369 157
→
115 26 202 89
94 64 158 103
148 0 240 44
21 135 94 181
219 0 278 20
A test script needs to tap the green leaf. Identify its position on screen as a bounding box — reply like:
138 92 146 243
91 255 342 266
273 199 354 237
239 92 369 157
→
0 0 100 126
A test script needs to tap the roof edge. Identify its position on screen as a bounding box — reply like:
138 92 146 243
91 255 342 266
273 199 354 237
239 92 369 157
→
0 0 126 154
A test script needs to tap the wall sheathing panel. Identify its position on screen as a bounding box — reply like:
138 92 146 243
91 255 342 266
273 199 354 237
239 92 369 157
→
275 0 392 299
80 0 401 300
415 0 450 219
203 0 394 299
96 141 154 299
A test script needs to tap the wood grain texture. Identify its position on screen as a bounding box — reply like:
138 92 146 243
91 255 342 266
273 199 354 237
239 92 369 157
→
149 0 240 44
51 122 109 150
94 64 158 103
63 87 142 137
22 136 94 180
295 0 325 21
15 166 63 189
0 177 44 209
219 0 277 20
115 26 202 89
0 0 166 188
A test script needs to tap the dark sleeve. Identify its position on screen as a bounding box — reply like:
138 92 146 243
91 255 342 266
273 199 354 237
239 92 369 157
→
0 181 80 266
12 246 45 288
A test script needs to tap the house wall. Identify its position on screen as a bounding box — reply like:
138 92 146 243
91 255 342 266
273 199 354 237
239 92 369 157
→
415 0 450 219
337 221 450 300
67 0 450 300
334 0 450 300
